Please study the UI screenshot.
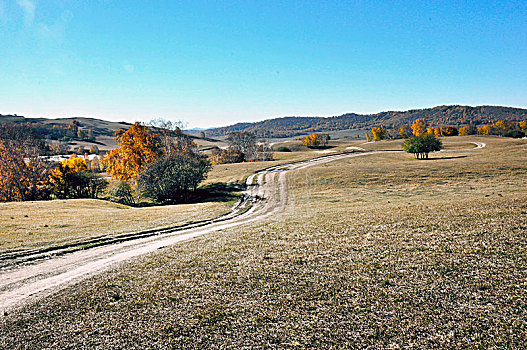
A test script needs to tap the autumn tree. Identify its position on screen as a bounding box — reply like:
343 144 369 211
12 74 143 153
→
493 120 510 136
440 126 459 137
477 125 491 135
411 118 427 136
402 134 442 159
371 127 387 141
104 122 163 182
301 133 330 148
459 124 477 136
49 156 107 199
365 133 372 142
0 123 51 202
210 148 245 165
398 125 412 138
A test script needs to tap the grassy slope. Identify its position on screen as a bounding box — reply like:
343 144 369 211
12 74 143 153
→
0 199 232 253
1 136 526 348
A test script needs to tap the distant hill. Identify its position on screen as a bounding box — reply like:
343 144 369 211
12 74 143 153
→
0 115 221 151
0 115 132 138
203 105 527 138
0 115 133 150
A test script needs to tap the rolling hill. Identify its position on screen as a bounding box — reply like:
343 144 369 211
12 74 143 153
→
202 105 527 138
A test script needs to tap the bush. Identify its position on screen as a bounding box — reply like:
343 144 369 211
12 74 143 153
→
108 181 136 206
138 155 211 203
503 130 525 138
402 134 442 159
275 146 292 152
50 157 107 199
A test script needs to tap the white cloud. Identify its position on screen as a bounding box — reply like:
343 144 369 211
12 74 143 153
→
16 0 35 25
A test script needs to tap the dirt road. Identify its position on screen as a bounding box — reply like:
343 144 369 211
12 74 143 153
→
0 151 382 313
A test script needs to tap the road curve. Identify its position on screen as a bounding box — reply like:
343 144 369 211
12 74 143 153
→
0 151 385 313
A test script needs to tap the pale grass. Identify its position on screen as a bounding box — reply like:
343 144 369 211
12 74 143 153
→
0 199 232 253
1 135 526 348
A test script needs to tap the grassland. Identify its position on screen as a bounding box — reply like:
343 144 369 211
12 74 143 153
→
1 136 526 348
0 199 232 254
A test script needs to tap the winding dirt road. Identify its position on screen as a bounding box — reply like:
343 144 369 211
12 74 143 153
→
0 151 382 313
0 142 486 313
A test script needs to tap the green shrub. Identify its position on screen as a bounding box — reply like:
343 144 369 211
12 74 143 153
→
275 146 292 152
503 130 525 138
402 135 442 159
108 181 136 206
138 155 211 203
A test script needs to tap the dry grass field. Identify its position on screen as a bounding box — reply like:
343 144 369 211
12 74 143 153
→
1 136 526 348
0 199 232 254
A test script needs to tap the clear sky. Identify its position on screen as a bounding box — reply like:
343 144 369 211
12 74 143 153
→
1 1 526 128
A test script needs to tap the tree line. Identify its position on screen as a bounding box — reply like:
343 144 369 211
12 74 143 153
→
0 123 275 204
202 105 527 138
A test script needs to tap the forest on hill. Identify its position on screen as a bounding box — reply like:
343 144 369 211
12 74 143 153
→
0 115 131 145
203 105 527 138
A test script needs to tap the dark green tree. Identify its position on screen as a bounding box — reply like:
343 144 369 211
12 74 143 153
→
138 155 211 203
402 134 442 159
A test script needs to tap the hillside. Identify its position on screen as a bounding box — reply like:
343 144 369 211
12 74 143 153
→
0 115 132 138
203 105 527 138
0 115 223 151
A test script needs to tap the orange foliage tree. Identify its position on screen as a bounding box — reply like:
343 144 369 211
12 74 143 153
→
0 123 51 202
440 126 458 137
411 118 427 136
0 141 50 202
302 133 330 148
477 125 491 135
104 123 163 182
371 127 387 141
49 156 107 199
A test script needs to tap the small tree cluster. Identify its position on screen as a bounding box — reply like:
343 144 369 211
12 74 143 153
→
371 127 387 141
227 131 258 159
440 126 458 137
104 120 211 204
210 148 245 165
411 118 427 136
402 134 442 159
0 123 51 202
459 123 477 136
301 133 330 148
225 131 274 161
138 155 211 203
49 156 107 199
477 120 527 137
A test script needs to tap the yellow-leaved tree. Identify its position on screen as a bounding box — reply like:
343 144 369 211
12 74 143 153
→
104 122 162 182
411 118 427 136
49 156 106 199
371 127 386 141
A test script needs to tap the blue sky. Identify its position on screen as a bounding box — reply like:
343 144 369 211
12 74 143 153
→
1 1 526 128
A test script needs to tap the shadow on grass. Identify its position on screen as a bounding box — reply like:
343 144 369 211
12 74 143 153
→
131 182 246 207
428 155 468 160
307 145 335 150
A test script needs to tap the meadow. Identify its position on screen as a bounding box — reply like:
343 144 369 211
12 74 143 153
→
1 136 526 348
